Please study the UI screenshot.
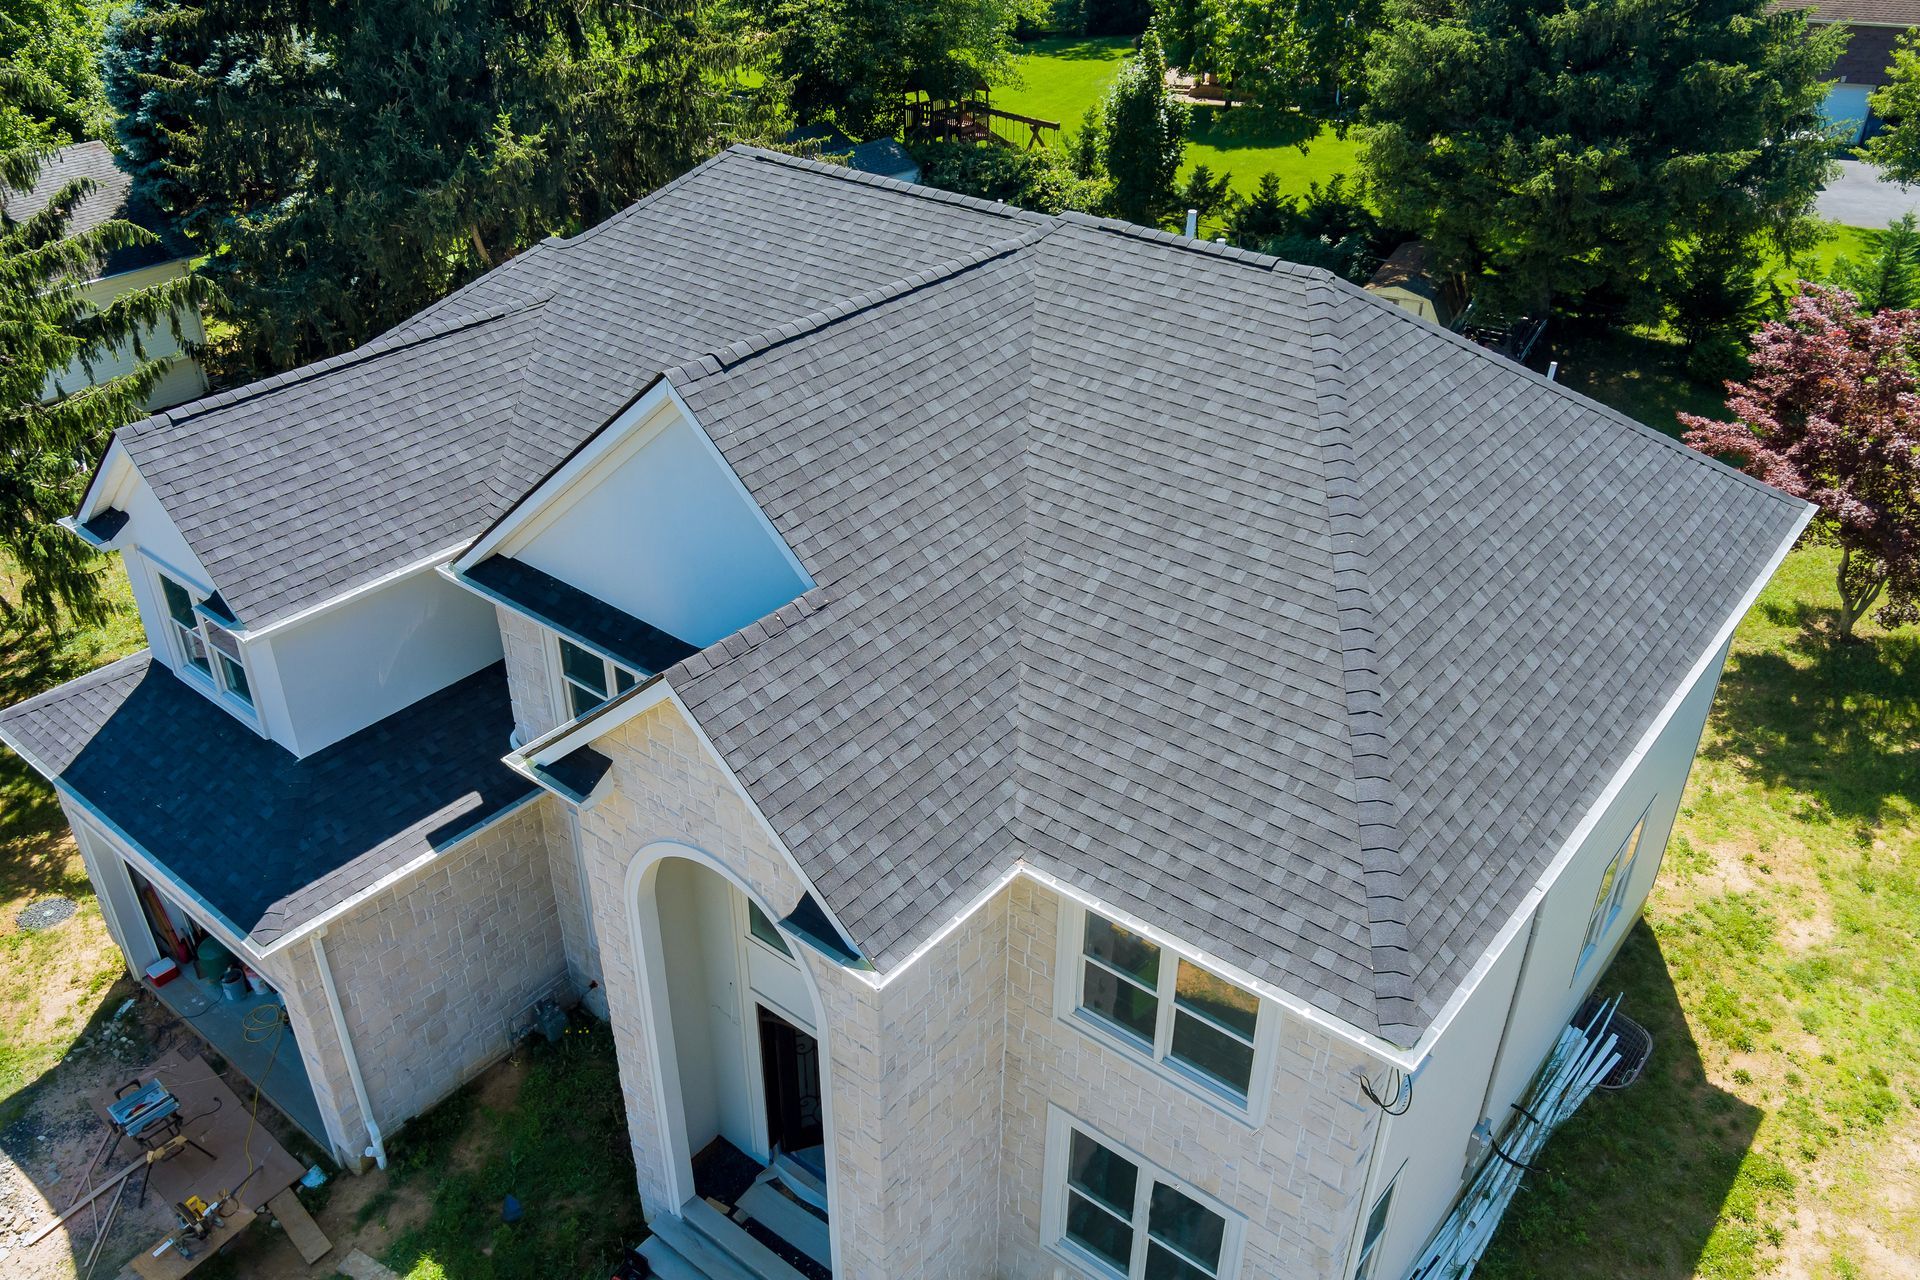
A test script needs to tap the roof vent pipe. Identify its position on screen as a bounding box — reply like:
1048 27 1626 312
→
1184 209 1198 238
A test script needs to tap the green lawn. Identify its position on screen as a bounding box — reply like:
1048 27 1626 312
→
997 36 1363 209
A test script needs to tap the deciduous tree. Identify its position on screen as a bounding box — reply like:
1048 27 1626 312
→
1365 0 1843 319
1863 32 1920 186
0 0 109 153
1681 285 1920 638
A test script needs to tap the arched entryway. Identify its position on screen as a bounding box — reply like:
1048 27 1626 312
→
630 845 838 1275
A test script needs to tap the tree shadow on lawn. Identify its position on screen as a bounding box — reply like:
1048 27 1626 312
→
1013 36 1132 60
1481 921 1764 1279
1705 605 1918 829
1187 104 1326 153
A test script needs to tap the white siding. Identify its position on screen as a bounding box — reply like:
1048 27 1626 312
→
44 259 209 409
511 410 808 648
262 568 503 755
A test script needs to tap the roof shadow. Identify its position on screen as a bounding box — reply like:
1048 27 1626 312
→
1480 922 1764 1278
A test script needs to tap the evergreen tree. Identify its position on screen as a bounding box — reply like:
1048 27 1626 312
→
1830 213 1920 313
1864 32 1920 186
1101 26 1188 225
1364 0 1843 319
1224 171 1289 240
100 0 213 223
121 0 769 377
0 136 214 627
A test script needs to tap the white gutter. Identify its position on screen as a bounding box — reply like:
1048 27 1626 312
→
236 542 470 640
312 928 387 1169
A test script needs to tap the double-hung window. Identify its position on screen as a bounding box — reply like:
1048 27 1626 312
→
1576 810 1650 975
1049 1116 1237 1280
558 637 636 718
159 572 252 708
1074 911 1262 1105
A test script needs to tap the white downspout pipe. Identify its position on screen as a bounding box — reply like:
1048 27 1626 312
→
312 929 387 1169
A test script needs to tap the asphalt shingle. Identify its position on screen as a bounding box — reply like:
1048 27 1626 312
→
0 654 535 946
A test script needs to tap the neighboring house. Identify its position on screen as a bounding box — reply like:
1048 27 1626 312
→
1363 242 1454 328
1 140 210 410
0 148 1810 1280
1781 0 1920 143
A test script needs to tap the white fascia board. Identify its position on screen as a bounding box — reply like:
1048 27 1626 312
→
1387 499 1816 1066
74 437 135 525
456 380 679 570
257 788 544 958
236 541 470 641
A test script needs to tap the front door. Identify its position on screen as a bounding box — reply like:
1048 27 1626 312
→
757 1005 824 1153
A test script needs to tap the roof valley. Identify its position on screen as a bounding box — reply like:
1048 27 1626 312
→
1305 274 1419 1041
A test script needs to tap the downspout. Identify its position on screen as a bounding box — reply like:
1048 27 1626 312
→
1475 906 1544 1127
312 929 388 1170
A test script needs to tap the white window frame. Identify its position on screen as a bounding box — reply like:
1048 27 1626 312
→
1574 804 1653 977
551 634 637 721
150 561 258 720
1040 1107 1245 1280
1053 900 1280 1124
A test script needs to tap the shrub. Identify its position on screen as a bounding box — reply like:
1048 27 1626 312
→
910 141 1107 214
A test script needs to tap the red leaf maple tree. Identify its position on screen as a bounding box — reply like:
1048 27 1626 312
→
1682 284 1920 638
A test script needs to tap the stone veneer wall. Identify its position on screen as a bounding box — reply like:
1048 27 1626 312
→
998 877 1382 1279
573 698 1013 1280
499 606 607 1014
270 801 568 1158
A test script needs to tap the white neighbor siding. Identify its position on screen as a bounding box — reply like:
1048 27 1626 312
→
1357 638 1733 1279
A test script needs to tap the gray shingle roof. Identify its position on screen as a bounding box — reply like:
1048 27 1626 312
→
63 147 1808 1043
0 654 536 946
108 148 1040 631
659 216 1808 1044
1 140 180 275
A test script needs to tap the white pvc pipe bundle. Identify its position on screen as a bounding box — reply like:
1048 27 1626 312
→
1405 996 1626 1280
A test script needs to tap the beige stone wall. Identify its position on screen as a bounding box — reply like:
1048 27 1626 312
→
569 695 1381 1279
310 800 568 1136
497 604 561 743
571 697 1014 1279
998 878 1382 1280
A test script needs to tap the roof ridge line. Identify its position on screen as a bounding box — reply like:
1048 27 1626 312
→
1053 210 1337 281
731 144 1055 226
1306 272 1419 1042
1332 272 1805 511
660 226 1054 388
123 295 551 437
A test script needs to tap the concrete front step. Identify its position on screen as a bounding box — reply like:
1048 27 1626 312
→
639 1198 814 1280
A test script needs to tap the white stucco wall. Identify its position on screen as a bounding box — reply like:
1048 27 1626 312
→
509 409 808 648
1479 639 1729 1125
261 567 503 755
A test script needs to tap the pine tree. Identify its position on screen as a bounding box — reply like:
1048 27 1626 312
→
1830 213 1920 314
124 0 771 378
1101 26 1188 225
0 137 214 627
1365 0 1844 319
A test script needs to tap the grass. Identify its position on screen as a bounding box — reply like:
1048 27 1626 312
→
0 557 146 1117
379 1017 647 1280
997 36 1363 202
1480 341 1920 1276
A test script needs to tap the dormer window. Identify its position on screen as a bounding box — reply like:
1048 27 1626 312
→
160 577 211 675
157 571 254 711
557 637 636 718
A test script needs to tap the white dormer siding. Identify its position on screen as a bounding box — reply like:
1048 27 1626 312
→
464 387 811 652
78 447 502 756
